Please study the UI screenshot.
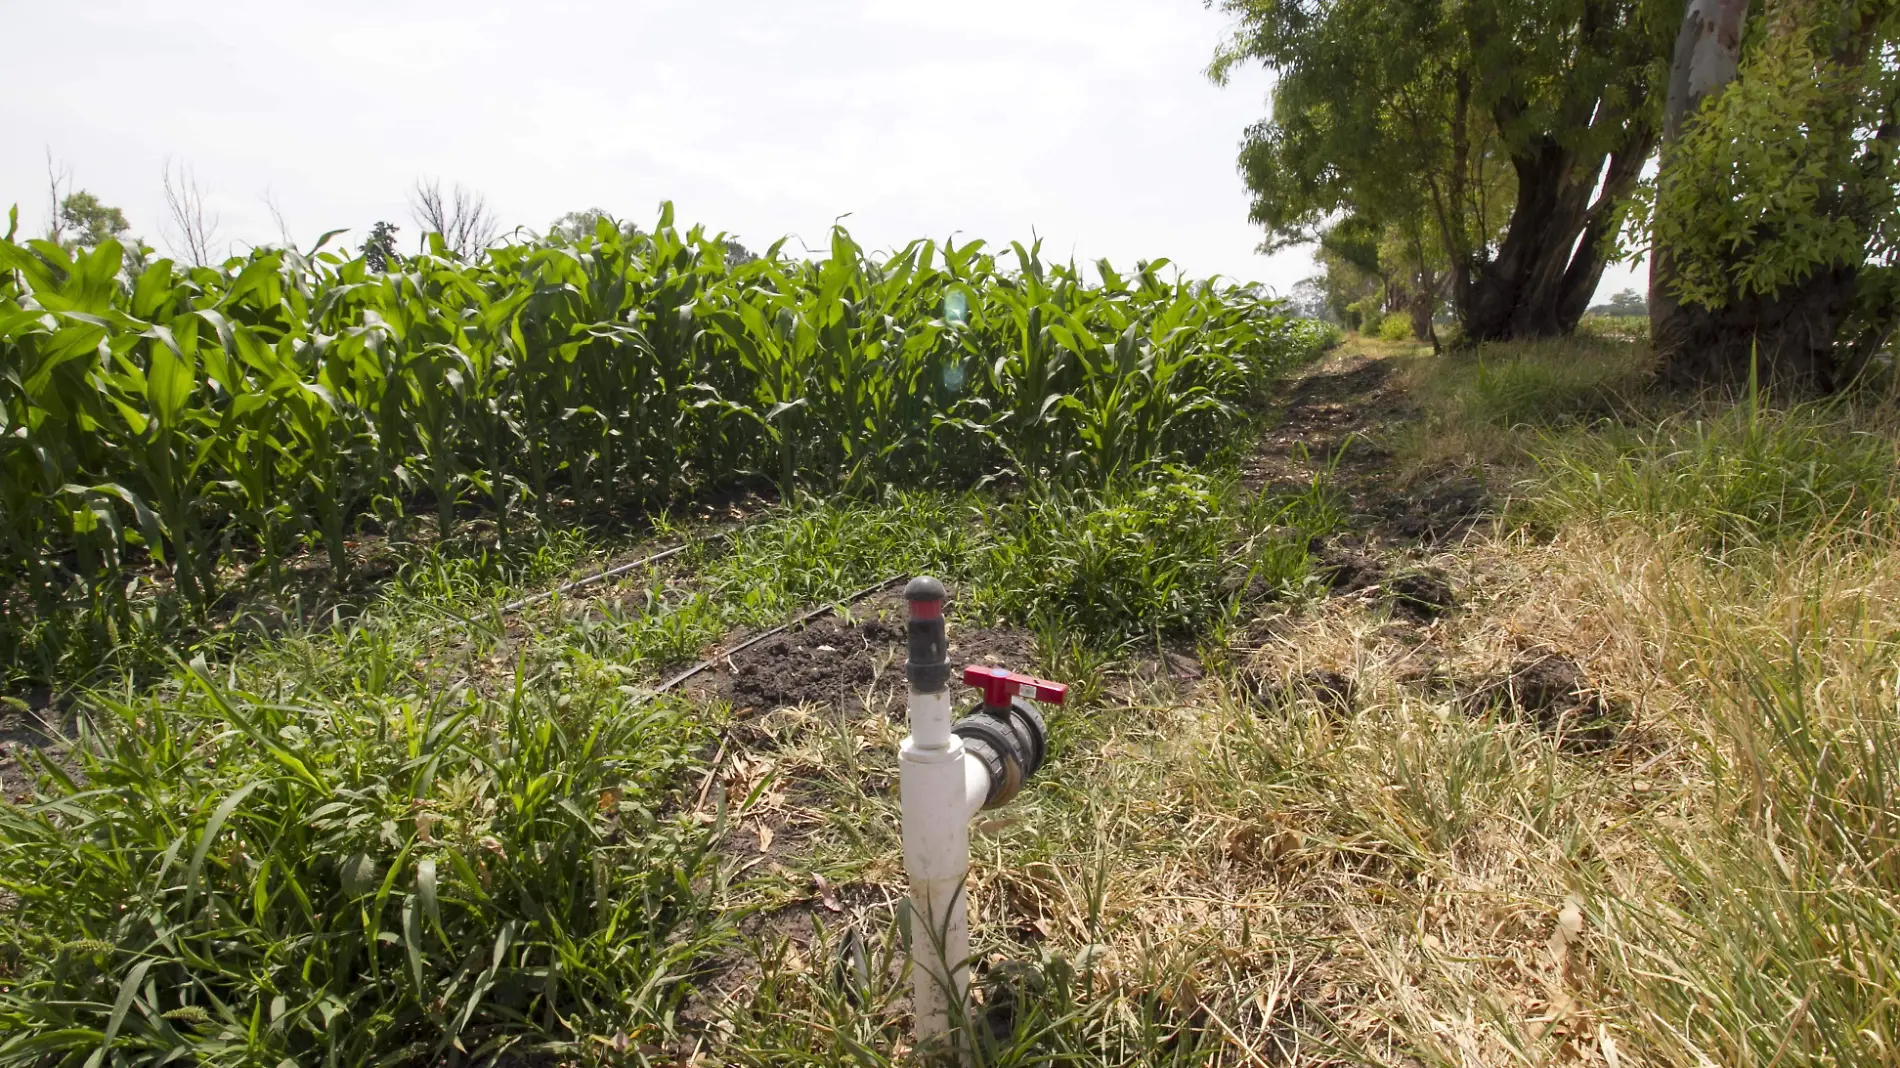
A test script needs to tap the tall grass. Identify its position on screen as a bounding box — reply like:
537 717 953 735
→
1533 401 1900 551
1391 336 1654 470
1564 518 1900 1067
0 663 722 1065
1399 334 1900 1064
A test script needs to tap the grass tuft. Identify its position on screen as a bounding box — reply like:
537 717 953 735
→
1531 401 1900 550
0 662 723 1064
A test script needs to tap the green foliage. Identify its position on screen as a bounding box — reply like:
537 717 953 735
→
987 476 1237 640
1288 316 1344 351
1309 214 1385 330
1651 7 1900 322
55 190 131 250
359 221 399 272
1393 335 1655 468
0 664 721 1065
1577 313 1650 341
1593 287 1648 317
1533 402 1900 551
0 207 1319 686
1211 0 1674 336
983 470 1334 643
545 209 642 246
1377 311 1414 341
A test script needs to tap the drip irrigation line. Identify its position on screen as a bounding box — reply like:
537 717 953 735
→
498 532 726 616
646 573 909 699
421 525 746 643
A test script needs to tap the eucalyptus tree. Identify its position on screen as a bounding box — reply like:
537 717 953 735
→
1211 0 1679 342
1649 0 1900 389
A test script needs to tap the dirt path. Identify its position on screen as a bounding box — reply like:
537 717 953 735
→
1239 340 1628 746
1250 344 1488 548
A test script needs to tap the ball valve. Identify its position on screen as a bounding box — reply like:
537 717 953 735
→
953 666 1060 808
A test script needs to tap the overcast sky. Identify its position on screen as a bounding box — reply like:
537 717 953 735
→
7 0 1642 301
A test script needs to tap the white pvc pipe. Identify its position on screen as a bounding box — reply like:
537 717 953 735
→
900 691 991 1055
909 689 955 750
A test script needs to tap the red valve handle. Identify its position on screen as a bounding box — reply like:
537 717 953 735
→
962 664 1068 708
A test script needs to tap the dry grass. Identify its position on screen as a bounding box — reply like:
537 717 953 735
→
702 337 1900 1065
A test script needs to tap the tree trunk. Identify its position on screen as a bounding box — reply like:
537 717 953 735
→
1661 0 1750 143
1409 292 1436 344
1651 0 1762 386
1409 262 1443 346
1657 266 1857 389
1456 122 1655 344
1651 0 1868 391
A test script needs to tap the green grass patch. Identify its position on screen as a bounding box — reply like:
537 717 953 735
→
0 664 721 1065
0 461 1341 1064
985 469 1336 644
1529 401 1900 551
1393 336 1655 470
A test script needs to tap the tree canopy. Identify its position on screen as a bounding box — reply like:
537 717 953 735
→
1213 0 1679 342
54 190 131 250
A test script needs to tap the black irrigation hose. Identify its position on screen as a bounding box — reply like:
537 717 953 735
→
423 526 746 641
424 514 902 708
498 534 721 616
645 573 909 699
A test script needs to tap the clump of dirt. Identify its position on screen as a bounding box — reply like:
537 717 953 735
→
1310 538 1455 621
1386 568 1455 620
1313 539 1385 593
723 616 906 715
1462 652 1624 750
1296 668 1357 713
1238 666 1357 716
1380 475 1489 543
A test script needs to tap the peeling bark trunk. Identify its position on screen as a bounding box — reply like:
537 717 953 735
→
1651 0 1864 391
1661 0 1750 142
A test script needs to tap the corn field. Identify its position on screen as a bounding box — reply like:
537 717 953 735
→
1 203 1322 637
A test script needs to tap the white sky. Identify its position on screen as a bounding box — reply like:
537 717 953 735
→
5 0 1641 302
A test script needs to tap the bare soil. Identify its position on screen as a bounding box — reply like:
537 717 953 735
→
1248 353 1490 550
693 589 1036 725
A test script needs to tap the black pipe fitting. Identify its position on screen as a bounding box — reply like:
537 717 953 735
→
904 577 950 694
952 696 1048 809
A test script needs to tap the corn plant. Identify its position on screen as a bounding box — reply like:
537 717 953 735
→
0 202 1327 684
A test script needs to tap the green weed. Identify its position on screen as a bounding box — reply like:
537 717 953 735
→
1532 402 1900 550
0 664 722 1065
